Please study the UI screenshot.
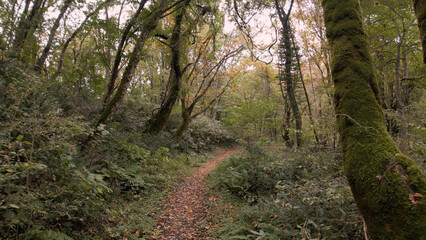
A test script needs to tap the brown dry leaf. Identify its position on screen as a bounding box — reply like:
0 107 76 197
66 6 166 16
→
156 149 239 239
409 193 423 205
413 193 423 198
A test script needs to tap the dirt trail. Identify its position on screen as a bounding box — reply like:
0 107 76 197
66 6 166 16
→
155 148 239 240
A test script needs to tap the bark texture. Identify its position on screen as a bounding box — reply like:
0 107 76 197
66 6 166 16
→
322 0 426 239
414 0 426 63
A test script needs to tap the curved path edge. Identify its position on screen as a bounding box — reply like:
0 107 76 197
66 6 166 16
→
154 148 239 240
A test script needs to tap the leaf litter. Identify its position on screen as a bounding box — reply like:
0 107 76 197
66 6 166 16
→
154 149 239 240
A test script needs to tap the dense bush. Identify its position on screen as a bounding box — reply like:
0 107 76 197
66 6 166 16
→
207 146 364 239
209 146 284 199
179 115 236 152
0 80 101 237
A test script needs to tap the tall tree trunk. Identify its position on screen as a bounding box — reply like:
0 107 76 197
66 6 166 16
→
144 0 190 134
322 0 426 239
398 50 411 150
413 0 426 63
11 0 31 50
275 0 302 147
35 0 73 73
12 0 45 58
103 0 148 104
402 51 410 106
282 94 293 147
292 34 319 145
176 100 193 141
394 44 403 111
96 0 170 127
283 25 302 147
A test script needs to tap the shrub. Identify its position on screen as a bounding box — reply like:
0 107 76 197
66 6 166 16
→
0 60 207 239
179 115 236 152
209 145 285 199
208 147 363 239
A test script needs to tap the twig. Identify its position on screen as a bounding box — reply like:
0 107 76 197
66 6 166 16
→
336 114 379 133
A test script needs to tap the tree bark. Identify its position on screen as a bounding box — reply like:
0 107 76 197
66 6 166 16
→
144 0 190 134
283 26 302 148
322 0 426 239
279 82 293 147
35 0 73 73
413 0 426 63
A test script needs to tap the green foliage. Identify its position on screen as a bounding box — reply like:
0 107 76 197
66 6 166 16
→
24 228 74 240
224 98 279 139
1 0 424 238
207 147 363 239
1 60 93 235
0 59 221 239
180 115 235 152
221 64 283 141
209 146 284 199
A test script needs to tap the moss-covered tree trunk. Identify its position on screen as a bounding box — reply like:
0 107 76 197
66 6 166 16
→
283 26 302 148
414 0 426 63
275 0 302 147
103 0 148 104
322 0 426 239
176 100 193 141
144 0 191 134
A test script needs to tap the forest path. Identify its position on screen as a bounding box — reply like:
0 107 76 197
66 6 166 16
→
155 148 239 240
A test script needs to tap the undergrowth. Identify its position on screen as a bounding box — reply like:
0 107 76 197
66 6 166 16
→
207 144 364 240
0 60 230 239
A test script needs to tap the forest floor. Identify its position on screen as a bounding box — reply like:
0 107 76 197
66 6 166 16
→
154 148 239 240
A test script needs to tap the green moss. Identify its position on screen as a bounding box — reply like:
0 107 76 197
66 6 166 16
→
323 0 426 238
